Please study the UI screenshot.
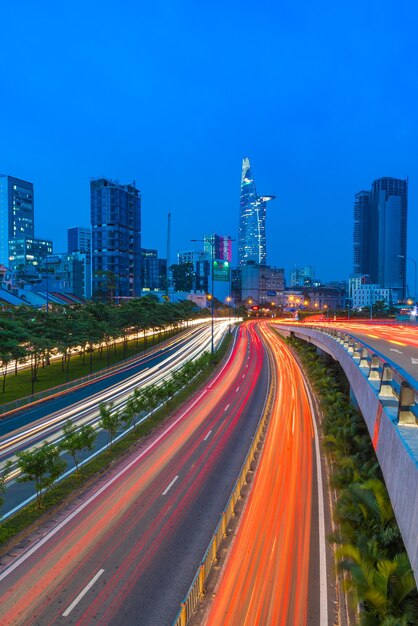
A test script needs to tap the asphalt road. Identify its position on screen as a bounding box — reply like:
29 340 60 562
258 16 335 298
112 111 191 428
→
203 321 330 626
0 323 269 625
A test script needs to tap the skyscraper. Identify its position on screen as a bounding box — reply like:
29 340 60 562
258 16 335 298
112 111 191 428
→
353 190 372 276
353 177 408 300
0 175 34 266
90 178 141 300
238 158 274 266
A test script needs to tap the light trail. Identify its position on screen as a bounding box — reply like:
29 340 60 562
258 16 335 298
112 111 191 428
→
0 322 267 625
205 321 323 626
0 321 230 480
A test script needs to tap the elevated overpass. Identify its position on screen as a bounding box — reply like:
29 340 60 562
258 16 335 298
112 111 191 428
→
273 322 418 585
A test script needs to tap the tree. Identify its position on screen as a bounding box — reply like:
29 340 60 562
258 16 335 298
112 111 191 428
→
59 420 97 477
99 402 120 447
120 397 137 430
0 460 12 516
17 442 66 508
170 262 194 292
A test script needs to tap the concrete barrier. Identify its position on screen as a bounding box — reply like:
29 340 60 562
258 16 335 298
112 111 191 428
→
273 323 418 585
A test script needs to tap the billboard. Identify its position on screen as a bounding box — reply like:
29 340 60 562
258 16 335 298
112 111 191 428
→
213 260 230 282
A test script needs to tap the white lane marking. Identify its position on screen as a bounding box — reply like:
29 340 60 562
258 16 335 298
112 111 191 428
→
412 357 418 365
246 364 249 368
242 374 246 379
303 378 328 626
203 430 212 441
162 475 179 496
62 569 104 617
224 404 230 412
390 348 403 354
236 386 240 392
0 328 240 583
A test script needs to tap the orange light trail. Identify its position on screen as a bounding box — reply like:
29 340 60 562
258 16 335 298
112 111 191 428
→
0 324 266 625
205 321 315 626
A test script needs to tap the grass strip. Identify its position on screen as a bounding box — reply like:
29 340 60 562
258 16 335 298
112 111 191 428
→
0 333 233 548
0 330 179 406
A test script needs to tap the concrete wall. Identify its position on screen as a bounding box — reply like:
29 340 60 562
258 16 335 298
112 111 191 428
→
275 325 418 584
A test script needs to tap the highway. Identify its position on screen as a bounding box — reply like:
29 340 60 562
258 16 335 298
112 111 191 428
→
0 321 228 514
0 323 270 625
203 321 328 626
307 321 418 379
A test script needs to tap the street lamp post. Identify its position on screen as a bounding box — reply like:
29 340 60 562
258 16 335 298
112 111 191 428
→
226 296 232 332
398 254 417 303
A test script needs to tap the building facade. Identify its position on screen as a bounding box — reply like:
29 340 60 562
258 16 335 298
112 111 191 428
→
0 175 35 266
68 227 92 299
353 177 408 300
8 237 53 270
141 248 160 291
91 178 141 300
290 265 315 287
241 263 285 304
238 158 274 266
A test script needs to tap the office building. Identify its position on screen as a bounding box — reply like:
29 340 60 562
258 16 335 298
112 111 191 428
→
177 250 210 293
8 237 53 270
241 263 285 304
68 227 91 255
353 177 408 300
238 158 274 266
91 178 141 300
0 175 35 266
141 248 160 290
203 234 233 263
290 265 315 287
68 227 92 299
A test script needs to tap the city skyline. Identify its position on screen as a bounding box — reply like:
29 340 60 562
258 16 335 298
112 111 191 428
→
1 1 417 283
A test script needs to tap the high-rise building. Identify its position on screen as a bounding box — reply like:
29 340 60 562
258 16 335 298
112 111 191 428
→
0 175 35 266
238 158 274 266
353 177 408 300
68 227 92 299
204 234 233 263
141 248 160 290
353 191 372 276
68 227 91 256
90 178 141 301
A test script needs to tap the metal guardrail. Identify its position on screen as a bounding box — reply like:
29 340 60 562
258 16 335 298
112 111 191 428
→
288 324 418 426
172 354 276 626
0 329 191 417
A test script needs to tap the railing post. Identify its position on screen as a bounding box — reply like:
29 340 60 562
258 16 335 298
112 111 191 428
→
368 355 380 380
198 563 205 596
359 348 369 368
397 382 417 425
347 339 355 355
353 342 361 360
379 363 395 397
180 601 187 626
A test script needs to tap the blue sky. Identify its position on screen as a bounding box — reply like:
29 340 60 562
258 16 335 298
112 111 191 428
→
1 0 417 284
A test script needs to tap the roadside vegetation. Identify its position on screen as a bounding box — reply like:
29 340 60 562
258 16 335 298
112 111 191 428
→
0 296 205 404
0 335 231 545
288 336 418 626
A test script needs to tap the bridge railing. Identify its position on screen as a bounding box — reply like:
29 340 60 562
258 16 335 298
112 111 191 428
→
291 324 418 426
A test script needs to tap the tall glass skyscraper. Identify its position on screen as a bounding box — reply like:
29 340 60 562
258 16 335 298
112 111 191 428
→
91 178 141 300
0 175 34 266
238 157 274 266
353 177 408 300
